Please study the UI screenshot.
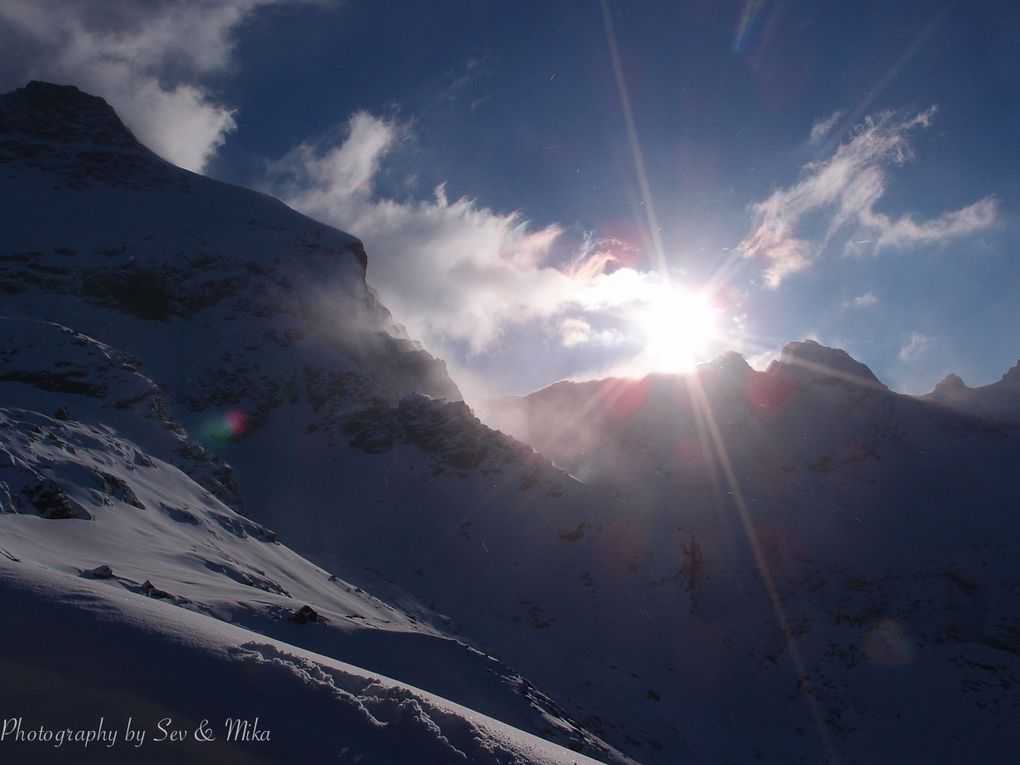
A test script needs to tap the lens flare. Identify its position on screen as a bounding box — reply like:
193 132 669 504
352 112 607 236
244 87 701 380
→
864 620 913 668
732 0 766 54
203 408 248 444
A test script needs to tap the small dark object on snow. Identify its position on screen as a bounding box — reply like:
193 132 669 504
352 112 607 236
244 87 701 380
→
95 470 145 509
83 564 114 579
141 579 172 599
291 605 320 624
53 406 73 421
26 479 85 519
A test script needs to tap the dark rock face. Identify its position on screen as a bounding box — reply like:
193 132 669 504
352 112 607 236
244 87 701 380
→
0 81 172 188
0 370 106 397
770 339 885 389
1004 362 1020 384
24 478 89 520
934 373 968 395
398 395 493 469
94 470 145 509
140 579 173 599
291 605 320 624
0 82 138 148
82 564 115 579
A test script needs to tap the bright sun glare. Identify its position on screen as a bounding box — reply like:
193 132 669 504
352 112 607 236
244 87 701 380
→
635 288 718 373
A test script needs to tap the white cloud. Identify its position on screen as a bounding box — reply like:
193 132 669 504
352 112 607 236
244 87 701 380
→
899 331 931 361
558 317 624 349
746 347 781 371
269 112 713 365
559 317 595 348
272 117 570 351
91 73 235 172
0 0 320 171
843 291 878 309
809 109 842 144
275 112 400 198
740 107 998 287
873 197 998 250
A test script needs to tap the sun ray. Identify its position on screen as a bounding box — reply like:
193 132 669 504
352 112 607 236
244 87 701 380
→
600 0 669 280
682 367 839 763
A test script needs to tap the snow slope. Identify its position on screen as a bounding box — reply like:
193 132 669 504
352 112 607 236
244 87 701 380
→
480 341 1020 762
0 564 606 765
0 315 626 763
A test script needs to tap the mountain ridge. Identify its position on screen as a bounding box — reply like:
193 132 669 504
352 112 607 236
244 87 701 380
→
0 81 631 763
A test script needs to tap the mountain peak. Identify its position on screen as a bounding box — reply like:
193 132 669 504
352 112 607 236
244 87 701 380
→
770 339 884 388
0 81 139 150
1003 361 1020 385
698 350 752 379
934 372 968 394
0 81 166 187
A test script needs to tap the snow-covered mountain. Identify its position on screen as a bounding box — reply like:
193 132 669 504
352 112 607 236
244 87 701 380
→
0 318 619 765
922 363 1020 427
0 82 626 764
3 82 1019 764
480 339 1020 762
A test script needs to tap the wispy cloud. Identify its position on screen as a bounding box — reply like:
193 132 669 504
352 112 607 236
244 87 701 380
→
843 291 878 309
269 112 714 366
899 331 931 361
271 111 570 352
559 317 623 349
0 0 323 171
809 109 842 144
746 347 781 371
740 107 998 287
871 200 998 250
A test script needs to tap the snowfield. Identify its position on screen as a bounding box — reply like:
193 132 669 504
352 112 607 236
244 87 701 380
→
0 564 605 765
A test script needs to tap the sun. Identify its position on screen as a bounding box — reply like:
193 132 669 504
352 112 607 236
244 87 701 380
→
634 287 718 373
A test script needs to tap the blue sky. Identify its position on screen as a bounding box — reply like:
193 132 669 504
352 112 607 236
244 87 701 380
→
2 0 1018 397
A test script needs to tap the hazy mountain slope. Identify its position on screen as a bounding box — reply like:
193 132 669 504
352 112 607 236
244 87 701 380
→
922 363 1020 427
0 81 648 760
0 82 629 763
479 341 1020 762
0 82 459 435
0 315 629 763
